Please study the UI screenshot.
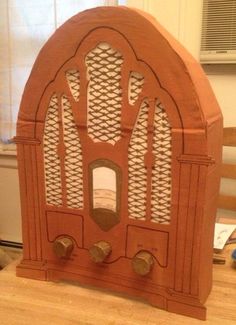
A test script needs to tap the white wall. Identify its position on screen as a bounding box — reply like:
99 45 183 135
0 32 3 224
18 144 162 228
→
0 153 21 242
127 0 203 59
1 0 235 242
208 74 236 129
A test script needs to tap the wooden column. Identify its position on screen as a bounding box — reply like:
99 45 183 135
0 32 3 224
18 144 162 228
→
174 155 214 296
14 137 42 262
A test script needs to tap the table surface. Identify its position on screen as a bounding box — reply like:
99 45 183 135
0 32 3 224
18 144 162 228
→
0 245 235 325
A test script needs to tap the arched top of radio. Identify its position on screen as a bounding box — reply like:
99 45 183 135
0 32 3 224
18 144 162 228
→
16 6 221 139
34 26 180 144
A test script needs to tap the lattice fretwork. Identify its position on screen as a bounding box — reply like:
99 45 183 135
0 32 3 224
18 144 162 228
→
151 99 171 224
85 43 123 145
43 94 62 206
66 69 80 102
62 95 83 209
128 99 149 220
128 71 144 105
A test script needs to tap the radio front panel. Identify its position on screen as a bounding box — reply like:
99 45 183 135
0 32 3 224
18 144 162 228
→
15 7 222 320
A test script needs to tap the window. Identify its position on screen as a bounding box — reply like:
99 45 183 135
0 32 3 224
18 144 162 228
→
0 0 120 142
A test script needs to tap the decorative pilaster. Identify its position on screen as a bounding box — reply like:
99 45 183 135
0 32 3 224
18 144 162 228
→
174 155 214 295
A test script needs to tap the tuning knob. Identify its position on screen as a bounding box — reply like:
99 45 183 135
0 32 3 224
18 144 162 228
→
132 251 154 276
89 241 112 263
53 237 74 258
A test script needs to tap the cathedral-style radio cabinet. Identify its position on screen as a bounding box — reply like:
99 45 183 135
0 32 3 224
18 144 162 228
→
15 7 222 320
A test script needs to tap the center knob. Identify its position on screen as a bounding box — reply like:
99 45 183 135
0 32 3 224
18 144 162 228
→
89 241 112 263
132 251 154 276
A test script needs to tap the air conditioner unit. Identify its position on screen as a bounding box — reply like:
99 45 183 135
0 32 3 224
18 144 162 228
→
200 0 236 64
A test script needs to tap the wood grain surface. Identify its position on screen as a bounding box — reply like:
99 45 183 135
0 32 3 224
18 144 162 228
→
0 244 235 325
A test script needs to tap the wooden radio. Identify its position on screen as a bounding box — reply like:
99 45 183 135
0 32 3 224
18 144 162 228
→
15 7 222 320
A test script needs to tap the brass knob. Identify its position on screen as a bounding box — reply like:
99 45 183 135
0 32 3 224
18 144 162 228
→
132 251 154 276
89 241 111 263
53 237 74 258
